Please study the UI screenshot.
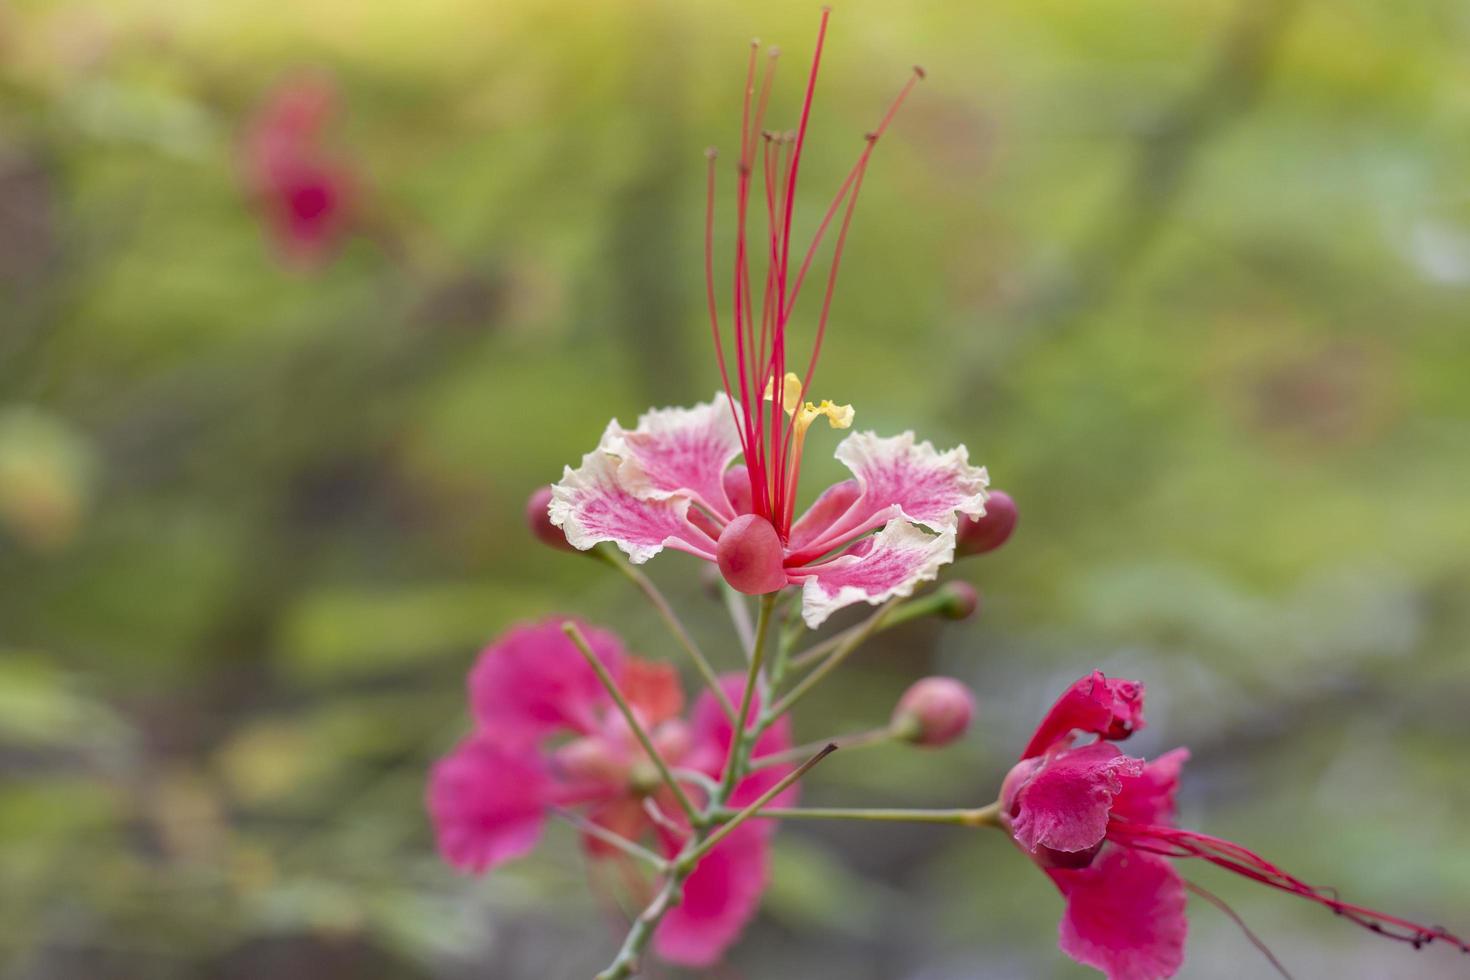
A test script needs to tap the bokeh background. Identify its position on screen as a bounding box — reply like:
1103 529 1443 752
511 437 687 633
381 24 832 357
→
3 0 1469 977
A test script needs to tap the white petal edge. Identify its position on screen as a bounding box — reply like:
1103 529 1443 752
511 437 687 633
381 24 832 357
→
793 520 958 629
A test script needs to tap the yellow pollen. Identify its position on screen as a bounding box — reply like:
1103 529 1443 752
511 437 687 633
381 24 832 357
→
763 372 854 436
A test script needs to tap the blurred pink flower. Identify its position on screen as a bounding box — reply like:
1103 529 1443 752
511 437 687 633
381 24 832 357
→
1001 671 1470 980
242 74 356 267
426 620 796 968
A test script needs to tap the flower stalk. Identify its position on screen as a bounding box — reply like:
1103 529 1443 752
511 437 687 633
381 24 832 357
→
562 622 703 826
596 548 737 722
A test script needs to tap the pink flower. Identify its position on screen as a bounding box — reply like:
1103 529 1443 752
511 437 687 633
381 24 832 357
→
1000 671 1470 980
242 74 356 267
546 41 989 628
426 621 797 968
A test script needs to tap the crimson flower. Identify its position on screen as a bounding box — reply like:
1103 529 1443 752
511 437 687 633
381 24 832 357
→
546 30 989 628
1000 671 1470 980
426 620 797 967
242 74 356 267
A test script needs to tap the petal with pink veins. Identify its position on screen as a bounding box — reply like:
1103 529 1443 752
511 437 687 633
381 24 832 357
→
550 448 719 563
786 479 862 553
1112 748 1190 828
607 394 744 521
795 431 986 553
1050 848 1188 980
653 823 771 967
790 520 956 629
1010 742 1143 855
469 620 625 741
426 736 551 874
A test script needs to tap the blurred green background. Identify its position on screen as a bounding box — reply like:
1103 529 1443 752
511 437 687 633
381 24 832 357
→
3 0 1469 977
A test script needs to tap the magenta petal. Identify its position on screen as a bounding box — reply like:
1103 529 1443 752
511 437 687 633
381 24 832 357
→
790 520 956 628
653 823 770 967
611 395 744 521
1021 671 1147 760
426 735 551 874
1011 742 1143 855
550 447 719 562
1051 849 1188 980
469 620 625 741
802 430 987 551
1112 748 1190 828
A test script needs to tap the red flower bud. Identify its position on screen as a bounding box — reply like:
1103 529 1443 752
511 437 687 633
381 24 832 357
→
892 676 975 747
936 581 980 620
526 485 575 551
956 489 1017 557
716 514 788 595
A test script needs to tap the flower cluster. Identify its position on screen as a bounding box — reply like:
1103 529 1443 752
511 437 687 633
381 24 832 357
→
428 621 798 967
426 10 1465 980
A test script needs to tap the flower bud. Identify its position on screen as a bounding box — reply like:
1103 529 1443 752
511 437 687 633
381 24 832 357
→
526 485 575 551
716 514 787 595
936 581 980 620
892 677 975 747
956 489 1017 557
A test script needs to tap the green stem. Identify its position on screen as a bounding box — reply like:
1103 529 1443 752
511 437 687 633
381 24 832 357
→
719 592 778 796
597 548 736 722
551 808 667 870
562 622 702 826
681 744 836 867
722 583 755 657
748 725 898 771
767 597 900 720
717 801 1003 828
788 586 962 671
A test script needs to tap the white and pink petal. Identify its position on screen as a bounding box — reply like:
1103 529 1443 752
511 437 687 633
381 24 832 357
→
801 431 987 553
549 449 718 563
789 520 956 629
606 394 744 520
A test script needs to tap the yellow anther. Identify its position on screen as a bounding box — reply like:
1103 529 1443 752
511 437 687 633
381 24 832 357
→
797 400 854 432
764 372 854 435
762 372 805 416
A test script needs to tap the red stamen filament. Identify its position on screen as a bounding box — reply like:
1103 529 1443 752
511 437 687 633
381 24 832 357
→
1109 821 1470 955
703 9 920 535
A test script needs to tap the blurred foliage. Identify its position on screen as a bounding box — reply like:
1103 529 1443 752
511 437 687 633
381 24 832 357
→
2 0 1469 977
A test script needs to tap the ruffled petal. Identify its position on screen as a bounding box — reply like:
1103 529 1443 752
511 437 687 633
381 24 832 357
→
1112 748 1190 828
1021 671 1147 760
790 520 956 629
653 822 770 967
426 735 551 874
549 447 719 563
791 430 987 556
469 619 625 742
607 394 744 521
1010 742 1143 855
1050 848 1188 980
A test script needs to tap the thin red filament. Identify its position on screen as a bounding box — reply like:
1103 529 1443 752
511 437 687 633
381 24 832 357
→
1109 821 1470 955
704 9 919 534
